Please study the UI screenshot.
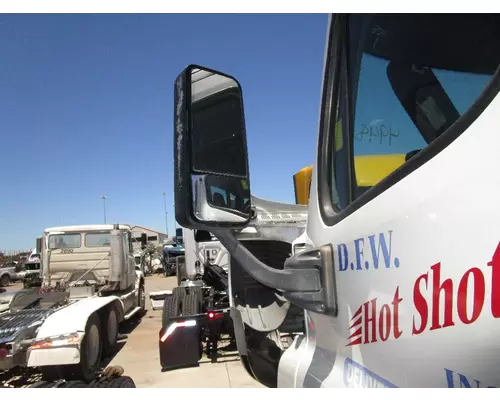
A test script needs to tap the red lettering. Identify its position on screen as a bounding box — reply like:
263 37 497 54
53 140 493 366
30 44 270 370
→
392 286 403 339
363 299 377 344
457 267 485 324
412 273 428 335
430 262 455 330
378 304 391 341
487 242 500 318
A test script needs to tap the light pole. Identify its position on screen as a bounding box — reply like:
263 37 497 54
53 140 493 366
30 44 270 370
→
101 195 107 224
162 192 169 237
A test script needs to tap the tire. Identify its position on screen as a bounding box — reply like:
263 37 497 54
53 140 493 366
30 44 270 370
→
102 305 119 357
0 274 10 287
89 376 136 388
161 287 183 328
137 282 146 317
182 287 203 316
64 313 102 382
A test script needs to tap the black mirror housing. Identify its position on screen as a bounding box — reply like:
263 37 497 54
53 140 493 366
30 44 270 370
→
174 65 252 230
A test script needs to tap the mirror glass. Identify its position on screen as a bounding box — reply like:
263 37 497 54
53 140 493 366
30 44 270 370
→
191 174 251 223
190 68 247 178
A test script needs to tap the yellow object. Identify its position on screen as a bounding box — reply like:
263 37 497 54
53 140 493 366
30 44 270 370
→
293 165 313 205
354 154 406 187
292 154 406 205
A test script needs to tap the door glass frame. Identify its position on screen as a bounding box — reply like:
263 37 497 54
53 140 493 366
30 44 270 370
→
317 14 500 228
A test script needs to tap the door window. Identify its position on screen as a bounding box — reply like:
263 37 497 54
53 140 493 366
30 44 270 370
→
320 15 500 224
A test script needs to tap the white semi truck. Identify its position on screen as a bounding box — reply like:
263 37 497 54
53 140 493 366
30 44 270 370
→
0 224 145 384
171 14 500 388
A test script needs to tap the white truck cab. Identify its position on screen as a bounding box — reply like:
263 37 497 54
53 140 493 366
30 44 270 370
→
172 14 500 388
0 224 146 382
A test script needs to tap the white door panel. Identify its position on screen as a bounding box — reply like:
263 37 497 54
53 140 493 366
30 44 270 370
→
304 85 500 389
292 13 500 389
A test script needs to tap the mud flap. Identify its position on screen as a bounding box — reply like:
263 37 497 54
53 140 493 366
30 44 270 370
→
159 318 203 370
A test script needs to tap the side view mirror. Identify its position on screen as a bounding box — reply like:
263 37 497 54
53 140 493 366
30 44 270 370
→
174 65 252 230
36 237 42 255
172 65 336 316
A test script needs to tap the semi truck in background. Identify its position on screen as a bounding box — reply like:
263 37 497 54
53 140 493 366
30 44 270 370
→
0 224 144 386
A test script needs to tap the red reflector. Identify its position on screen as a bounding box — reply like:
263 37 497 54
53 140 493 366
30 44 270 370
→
208 312 224 320
0 348 8 359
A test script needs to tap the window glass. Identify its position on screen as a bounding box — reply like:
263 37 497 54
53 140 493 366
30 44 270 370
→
345 15 499 199
48 233 81 249
85 232 111 247
205 175 251 215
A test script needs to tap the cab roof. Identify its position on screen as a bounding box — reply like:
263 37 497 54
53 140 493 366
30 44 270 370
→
44 224 132 233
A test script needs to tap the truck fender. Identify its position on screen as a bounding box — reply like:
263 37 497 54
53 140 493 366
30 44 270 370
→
35 296 125 339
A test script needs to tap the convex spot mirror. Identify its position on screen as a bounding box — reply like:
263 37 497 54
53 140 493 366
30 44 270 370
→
174 65 252 229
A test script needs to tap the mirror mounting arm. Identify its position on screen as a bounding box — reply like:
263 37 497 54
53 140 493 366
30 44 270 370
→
212 228 321 293
212 229 337 315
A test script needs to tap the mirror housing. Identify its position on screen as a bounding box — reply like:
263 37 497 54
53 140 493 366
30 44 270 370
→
174 65 252 230
172 65 336 316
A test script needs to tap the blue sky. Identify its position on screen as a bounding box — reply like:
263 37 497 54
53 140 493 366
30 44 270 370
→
0 14 329 250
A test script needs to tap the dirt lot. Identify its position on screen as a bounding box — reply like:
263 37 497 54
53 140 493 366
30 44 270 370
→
1 275 264 388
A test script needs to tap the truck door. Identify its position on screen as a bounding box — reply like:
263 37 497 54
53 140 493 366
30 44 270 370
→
298 14 500 388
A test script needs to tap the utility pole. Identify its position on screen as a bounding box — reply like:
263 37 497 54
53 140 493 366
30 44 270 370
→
101 195 107 224
162 192 169 237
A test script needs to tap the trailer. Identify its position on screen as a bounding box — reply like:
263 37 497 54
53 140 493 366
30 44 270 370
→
0 224 145 384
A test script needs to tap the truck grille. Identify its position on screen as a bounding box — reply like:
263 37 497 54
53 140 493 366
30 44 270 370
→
0 309 53 343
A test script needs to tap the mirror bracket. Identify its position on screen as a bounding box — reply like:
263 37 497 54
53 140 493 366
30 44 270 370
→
283 244 338 315
213 228 338 315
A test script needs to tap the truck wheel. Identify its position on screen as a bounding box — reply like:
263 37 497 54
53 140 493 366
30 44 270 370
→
67 313 103 382
161 287 183 328
102 305 119 357
182 287 203 315
90 376 136 388
0 274 10 287
137 282 146 316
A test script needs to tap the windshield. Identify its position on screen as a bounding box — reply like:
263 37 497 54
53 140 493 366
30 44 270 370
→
48 233 81 249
